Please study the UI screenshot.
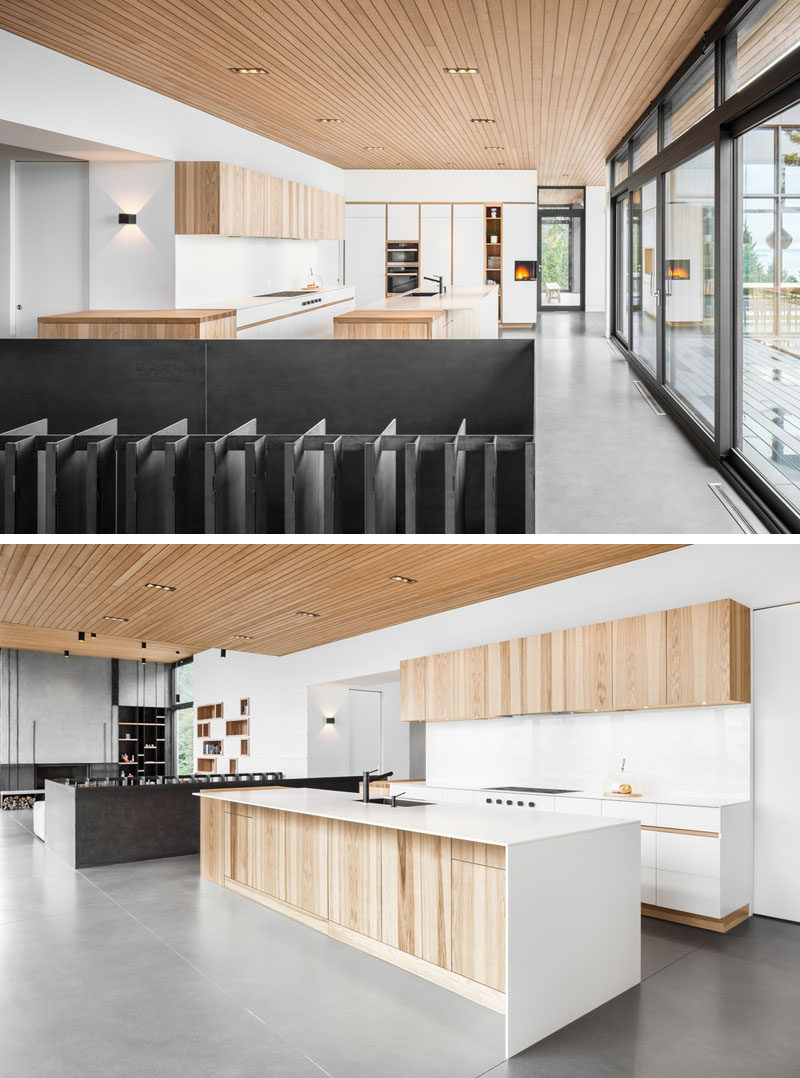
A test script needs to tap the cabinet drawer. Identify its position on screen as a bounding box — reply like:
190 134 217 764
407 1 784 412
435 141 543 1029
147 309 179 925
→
601 800 656 826
442 788 476 805
657 832 720 878
553 797 602 816
656 869 721 917
641 828 656 868
656 804 720 833
641 866 656 904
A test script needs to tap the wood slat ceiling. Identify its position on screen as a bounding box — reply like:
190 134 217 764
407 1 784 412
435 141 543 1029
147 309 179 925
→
0 543 683 659
0 0 728 183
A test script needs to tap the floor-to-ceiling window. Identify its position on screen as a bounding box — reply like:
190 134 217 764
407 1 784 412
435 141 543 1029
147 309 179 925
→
737 103 800 511
172 658 195 775
538 188 585 310
664 147 716 430
631 180 658 374
608 0 800 529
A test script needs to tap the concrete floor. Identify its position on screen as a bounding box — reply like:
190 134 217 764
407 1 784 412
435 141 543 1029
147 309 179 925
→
4 810 799 1077
502 312 767 533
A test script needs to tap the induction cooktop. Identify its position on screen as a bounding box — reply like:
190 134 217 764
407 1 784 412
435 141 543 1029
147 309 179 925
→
483 786 578 794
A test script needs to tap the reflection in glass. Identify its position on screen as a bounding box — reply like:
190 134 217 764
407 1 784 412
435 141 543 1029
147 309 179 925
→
664 52 715 146
664 148 715 430
738 104 800 511
632 114 658 172
616 197 629 340
725 0 800 98
631 181 658 374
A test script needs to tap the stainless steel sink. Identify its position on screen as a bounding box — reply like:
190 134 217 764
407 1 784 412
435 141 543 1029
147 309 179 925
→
354 797 431 807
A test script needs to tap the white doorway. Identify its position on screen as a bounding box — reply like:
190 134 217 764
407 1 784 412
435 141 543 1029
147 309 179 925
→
348 689 382 774
14 161 89 337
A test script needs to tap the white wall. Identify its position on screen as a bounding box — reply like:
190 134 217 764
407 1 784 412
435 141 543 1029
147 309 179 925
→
89 162 175 308
307 679 407 780
584 185 606 313
345 170 537 202
193 544 799 787
426 706 750 801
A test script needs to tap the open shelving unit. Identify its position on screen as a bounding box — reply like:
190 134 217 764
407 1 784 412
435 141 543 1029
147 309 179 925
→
117 705 167 779
195 699 253 776
485 205 503 321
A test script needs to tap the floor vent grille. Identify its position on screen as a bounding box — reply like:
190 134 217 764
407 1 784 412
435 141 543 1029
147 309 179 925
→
633 381 666 415
708 482 757 534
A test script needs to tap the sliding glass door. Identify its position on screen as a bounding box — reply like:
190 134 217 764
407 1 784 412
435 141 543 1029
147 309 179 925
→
631 180 659 374
736 102 800 512
615 195 630 342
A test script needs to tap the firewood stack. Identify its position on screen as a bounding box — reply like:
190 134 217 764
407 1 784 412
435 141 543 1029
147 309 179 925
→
2 795 37 810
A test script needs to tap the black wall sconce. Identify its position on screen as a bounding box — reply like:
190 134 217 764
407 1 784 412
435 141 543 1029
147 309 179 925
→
118 213 137 225
325 714 336 725
220 649 227 658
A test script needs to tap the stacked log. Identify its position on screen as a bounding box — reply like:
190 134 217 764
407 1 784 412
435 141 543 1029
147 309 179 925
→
2 794 38 810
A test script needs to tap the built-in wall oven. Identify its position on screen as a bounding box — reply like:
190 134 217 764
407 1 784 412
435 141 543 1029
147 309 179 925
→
387 241 420 294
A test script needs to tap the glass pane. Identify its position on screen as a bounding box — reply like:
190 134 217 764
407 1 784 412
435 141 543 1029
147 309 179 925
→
780 125 800 194
632 114 658 171
738 103 800 512
631 181 658 374
663 52 715 146
174 659 194 704
743 126 775 193
664 147 715 430
616 197 630 340
540 216 582 306
176 707 195 775
614 154 629 186
726 0 800 98
539 187 584 208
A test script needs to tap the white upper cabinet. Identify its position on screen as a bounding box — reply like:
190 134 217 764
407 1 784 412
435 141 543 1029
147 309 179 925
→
452 204 485 286
420 204 452 289
502 202 538 324
345 204 387 306
387 204 419 241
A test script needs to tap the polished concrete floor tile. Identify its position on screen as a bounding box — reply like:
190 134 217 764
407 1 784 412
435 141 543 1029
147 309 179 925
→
503 313 767 534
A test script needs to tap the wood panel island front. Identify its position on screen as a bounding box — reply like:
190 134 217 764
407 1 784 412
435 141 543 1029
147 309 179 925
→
198 787 641 1057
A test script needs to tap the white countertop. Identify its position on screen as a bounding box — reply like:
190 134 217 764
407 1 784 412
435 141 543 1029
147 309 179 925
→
213 286 355 312
360 285 497 315
196 787 634 848
393 780 748 809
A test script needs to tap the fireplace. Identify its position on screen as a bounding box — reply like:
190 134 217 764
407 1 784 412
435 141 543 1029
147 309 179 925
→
514 260 536 281
35 763 91 788
666 259 690 280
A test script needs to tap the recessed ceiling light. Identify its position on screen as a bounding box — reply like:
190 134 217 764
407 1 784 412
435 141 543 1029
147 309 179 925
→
317 118 344 124
364 145 384 151
103 615 129 623
389 575 417 585
234 634 256 640
78 631 85 642
144 582 176 592
294 610 321 618
229 67 268 75
444 67 479 75
485 146 505 150
471 118 496 124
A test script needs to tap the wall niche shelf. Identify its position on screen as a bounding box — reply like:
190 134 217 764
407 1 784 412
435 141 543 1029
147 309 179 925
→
240 698 250 717
226 718 249 737
198 703 224 721
241 738 250 755
197 757 216 773
197 721 211 739
485 205 503 320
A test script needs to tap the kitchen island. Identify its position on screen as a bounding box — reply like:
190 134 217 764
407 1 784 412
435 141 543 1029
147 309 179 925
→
198 786 640 1057
38 308 237 339
333 284 499 340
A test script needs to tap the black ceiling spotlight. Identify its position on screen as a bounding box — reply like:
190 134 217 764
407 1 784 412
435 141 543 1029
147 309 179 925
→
141 657 147 665
90 632 97 638
220 649 227 658
118 212 137 225
141 641 147 650
78 631 85 642
64 649 70 657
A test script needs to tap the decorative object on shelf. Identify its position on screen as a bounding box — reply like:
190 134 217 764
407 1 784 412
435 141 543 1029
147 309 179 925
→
240 698 250 717
303 266 323 290
488 231 499 244
603 758 642 797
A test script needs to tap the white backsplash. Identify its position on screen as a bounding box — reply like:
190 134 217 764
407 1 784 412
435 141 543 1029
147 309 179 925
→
426 706 751 801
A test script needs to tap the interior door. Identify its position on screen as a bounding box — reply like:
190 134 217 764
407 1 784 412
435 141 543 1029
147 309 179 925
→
15 162 89 337
348 688 382 773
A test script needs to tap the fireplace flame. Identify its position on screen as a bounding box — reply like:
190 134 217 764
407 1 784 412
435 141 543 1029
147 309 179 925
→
515 265 531 280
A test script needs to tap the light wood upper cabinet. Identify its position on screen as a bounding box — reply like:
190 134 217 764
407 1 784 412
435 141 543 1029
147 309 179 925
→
328 819 382 940
399 657 427 722
486 638 523 716
453 646 487 719
666 599 751 706
613 612 667 710
425 650 455 721
381 829 451 969
284 811 328 918
565 622 613 712
175 161 345 239
522 631 566 713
